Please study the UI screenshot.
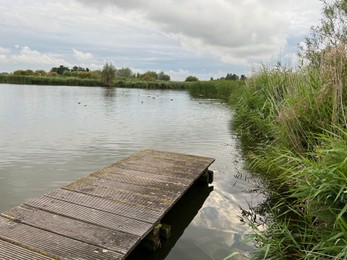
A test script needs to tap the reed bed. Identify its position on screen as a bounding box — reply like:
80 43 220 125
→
229 46 347 258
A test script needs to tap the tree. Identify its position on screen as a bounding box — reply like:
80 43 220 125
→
48 72 59 77
141 71 158 81
50 65 69 75
71 66 90 72
13 70 26 76
101 62 116 86
34 70 47 77
158 71 170 81
116 67 133 78
13 69 34 76
225 73 239 80
185 75 199 82
302 0 347 126
62 70 72 77
302 0 347 66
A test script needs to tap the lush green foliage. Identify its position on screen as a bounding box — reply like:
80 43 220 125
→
226 1 347 258
50 65 71 75
227 6 347 259
116 67 134 78
101 62 116 86
0 74 101 86
134 71 171 81
185 75 199 82
230 65 347 257
0 74 187 89
188 80 243 101
114 79 187 89
6 63 174 88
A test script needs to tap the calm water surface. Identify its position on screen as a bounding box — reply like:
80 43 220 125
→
0 84 263 259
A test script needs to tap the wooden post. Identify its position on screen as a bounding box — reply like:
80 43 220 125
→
160 224 171 239
199 169 214 184
143 224 161 251
207 169 214 184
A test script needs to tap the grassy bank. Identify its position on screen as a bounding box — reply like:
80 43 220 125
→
187 79 244 101
114 78 188 90
228 57 347 258
0 74 188 90
0 74 102 86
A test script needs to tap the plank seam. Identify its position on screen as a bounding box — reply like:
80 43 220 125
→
1 209 130 256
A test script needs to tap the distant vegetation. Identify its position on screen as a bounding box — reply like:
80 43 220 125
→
187 80 244 101
0 63 246 93
100 62 116 86
0 73 102 86
185 75 199 82
0 63 180 89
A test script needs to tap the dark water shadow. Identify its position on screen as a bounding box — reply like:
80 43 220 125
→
127 182 214 260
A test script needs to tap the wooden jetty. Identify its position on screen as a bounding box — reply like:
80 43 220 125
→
0 149 214 259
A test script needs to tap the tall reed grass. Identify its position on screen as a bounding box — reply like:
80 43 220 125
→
188 80 243 101
0 74 189 90
114 79 188 89
0 74 102 86
229 46 347 258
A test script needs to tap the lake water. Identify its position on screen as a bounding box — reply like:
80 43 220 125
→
0 84 263 259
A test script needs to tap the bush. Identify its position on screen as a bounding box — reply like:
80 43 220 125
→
188 80 242 101
101 62 116 86
185 75 199 82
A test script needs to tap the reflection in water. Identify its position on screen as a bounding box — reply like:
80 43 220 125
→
103 87 117 99
128 183 214 260
0 84 264 259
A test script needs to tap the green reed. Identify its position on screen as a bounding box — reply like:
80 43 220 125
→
229 58 347 258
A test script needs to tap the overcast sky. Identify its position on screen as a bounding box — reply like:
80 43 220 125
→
0 0 322 80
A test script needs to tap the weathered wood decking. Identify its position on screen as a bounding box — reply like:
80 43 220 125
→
0 149 214 259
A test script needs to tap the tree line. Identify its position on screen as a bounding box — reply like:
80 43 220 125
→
185 73 246 82
11 63 172 86
10 63 246 85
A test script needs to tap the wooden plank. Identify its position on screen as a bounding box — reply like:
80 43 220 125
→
91 166 192 186
112 151 214 180
45 189 161 224
66 176 180 200
117 151 214 177
2 205 140 255
115 161 201 180
0 150 215 259
24 196 153 237
123 155 213 173
63 182 171 211
130 149 215 167
0 217 123 260
90 169 187 194
0 239 52 260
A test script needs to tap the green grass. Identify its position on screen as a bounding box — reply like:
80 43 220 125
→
0 75 101 86
188 80 243 101
247 129 347 259
229 57 347 258
0 74 189 90
0 74 102 86
113 78 188 89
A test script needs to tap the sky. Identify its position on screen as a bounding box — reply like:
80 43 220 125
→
0 0 322 80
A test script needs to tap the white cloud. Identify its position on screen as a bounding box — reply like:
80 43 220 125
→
13 46 70 66
0 0 323 77
72 48 93 61
0 46 71 71
77 0 322 65
0 47 10 54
